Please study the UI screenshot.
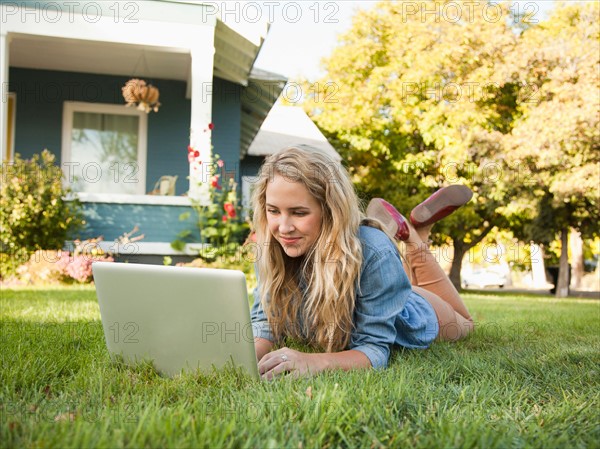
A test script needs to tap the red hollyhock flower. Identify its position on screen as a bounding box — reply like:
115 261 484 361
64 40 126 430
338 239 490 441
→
208 123 214 130
224 202 236 218
188 145 194 153
222 214 228 222
211 176 221 189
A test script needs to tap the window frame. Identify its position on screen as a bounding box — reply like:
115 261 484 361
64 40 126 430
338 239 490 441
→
61 101 148 195
241 175 258 219
4 92 16 162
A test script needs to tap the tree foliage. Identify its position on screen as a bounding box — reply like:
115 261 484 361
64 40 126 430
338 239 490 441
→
499 1 599 296
303 1 599 292
305 1 520 286
500 1 599 242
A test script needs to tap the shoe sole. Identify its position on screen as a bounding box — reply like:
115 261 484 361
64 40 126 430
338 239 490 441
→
410 185 473 224
366 199 398 238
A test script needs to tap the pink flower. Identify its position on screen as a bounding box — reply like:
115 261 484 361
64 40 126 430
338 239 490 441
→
222 214 228 222
217 159 224 168
64 255 114 283
188 145 194 153
211 176 221 189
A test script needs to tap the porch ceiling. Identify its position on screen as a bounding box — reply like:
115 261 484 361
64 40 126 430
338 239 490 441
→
7 22 285 157
8 20 263 87
9 33 191 81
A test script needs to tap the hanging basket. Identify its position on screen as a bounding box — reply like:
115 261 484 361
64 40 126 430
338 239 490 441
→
122 78 161 113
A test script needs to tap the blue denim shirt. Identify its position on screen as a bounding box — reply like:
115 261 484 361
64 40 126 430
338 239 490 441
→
250 225 439 369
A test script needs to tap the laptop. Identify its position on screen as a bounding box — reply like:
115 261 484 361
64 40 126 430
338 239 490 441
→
92 262 259 379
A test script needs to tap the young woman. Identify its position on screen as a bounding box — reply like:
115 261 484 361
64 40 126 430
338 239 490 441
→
250 146 474 379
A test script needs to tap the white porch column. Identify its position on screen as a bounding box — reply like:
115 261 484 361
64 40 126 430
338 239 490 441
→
0 32 9 160
188 40 215 203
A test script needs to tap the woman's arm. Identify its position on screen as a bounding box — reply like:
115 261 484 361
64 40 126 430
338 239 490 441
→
258 347 371 380
348 232 414 370
254 337 274 361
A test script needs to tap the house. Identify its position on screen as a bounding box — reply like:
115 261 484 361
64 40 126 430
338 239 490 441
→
2 1 325 262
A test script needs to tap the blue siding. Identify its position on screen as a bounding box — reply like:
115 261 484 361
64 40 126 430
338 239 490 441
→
211 78 242 184
80 202 197 242
8 68 252 244
9 68 192 195
9 68 246 195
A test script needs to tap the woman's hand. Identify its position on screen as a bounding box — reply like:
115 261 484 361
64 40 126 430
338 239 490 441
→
258 347 328 380
258 348 372 379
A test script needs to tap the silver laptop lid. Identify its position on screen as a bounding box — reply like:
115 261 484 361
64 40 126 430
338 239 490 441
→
92 262 259 379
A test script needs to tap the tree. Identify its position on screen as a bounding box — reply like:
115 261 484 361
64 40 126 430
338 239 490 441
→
304 1 599 293
499 2 600 297
304 0 522 288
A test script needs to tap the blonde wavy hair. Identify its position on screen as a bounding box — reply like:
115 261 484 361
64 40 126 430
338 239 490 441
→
251 146 365 352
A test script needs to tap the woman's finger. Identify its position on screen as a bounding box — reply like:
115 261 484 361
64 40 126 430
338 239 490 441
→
258 358 279 375
258 351 291 374
262 361 291 380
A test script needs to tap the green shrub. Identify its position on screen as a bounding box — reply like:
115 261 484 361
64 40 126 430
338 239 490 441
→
172 152 250 261
0 150 84 278
175 242 258 292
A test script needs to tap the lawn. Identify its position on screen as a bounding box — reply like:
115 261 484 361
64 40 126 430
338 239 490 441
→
1 286 599 449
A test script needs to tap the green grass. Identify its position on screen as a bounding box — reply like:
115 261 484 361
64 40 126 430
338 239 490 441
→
1 286 599 449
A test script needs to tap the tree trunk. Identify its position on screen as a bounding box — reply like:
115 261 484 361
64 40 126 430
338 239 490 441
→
569 228 584 289
556 228 570 298
449 226 495 291
449 240 467 290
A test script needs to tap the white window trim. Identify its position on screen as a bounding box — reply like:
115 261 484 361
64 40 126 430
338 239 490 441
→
61 101 148 195
75 192 191 206
4 92 16 162
241 175 258 218
65 240 209 256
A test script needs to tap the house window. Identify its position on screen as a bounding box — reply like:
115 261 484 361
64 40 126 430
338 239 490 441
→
62 102 147 195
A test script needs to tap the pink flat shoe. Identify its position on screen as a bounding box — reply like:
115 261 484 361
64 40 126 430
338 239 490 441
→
409 185 473 228
366 198 410 241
